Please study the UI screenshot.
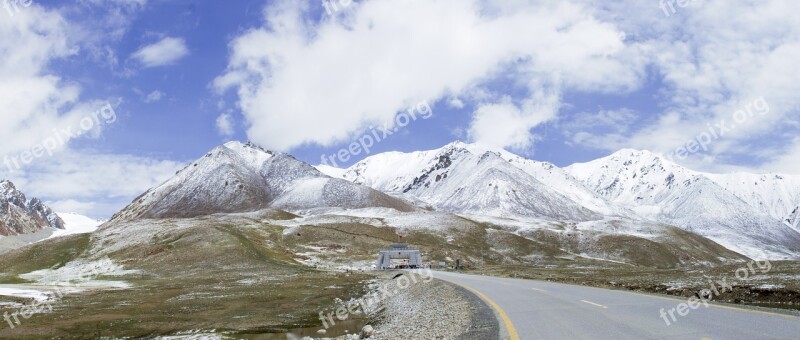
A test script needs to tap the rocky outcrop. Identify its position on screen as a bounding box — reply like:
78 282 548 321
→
0 180 64 236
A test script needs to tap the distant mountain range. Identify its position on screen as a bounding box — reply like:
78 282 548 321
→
565 149 800 259
319 142 800 260
10 141 796 262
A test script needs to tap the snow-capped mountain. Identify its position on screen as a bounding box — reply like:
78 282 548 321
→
702 172 800 227
49 212 104 238
315 164 348 179
338 142 600 221
459 143 634 217
102 140 800 260
111 141 415 222
566 149 800 259
0 180 65 236
319 143 800 259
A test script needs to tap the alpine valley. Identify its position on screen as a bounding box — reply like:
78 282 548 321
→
2 140 800 338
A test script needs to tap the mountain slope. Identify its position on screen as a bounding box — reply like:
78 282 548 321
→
566 149 800 259
111 141 415 222
703 172 800 228
460 143 633 217
341 142 600 221
0 180 64 236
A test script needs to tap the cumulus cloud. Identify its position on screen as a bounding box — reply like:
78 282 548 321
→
0 5 91 160
132 37 189 68
215 0 643 151
567 0 800 172
3 150 184 218
213 0 800 172
144 90 164 103
562 108 639 148
0 2 175 218
469 93 560 150
216 111 235 136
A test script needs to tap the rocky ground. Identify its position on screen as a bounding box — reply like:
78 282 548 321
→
306 270 499 340
372 271 497 339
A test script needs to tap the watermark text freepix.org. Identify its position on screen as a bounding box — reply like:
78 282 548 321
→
3 103 117 173
319 269 434 330
320 100 433 168
666 96 769 161
3 0 32 17
659 0 700 18
3 258 117 329
659 259 771 326
322 0 354 16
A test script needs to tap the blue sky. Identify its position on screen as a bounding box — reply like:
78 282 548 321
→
1 0 799 218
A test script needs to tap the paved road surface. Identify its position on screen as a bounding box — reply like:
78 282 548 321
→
434 271 800 340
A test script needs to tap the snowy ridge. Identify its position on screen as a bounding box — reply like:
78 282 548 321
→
703 172 800 224
111 141 415 221
461 143 634 217
102 140 800 261
341 142 600 221
331 143 800 259
566 149 800 259
315 164 347 179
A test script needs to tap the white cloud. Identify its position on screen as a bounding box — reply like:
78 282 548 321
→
68 0 150 73
132 37 189 68
562 108 639 149
751 137 800 174
48 199 98 217
2 149 184 218
469 93 559 150
215 0 644 151
0 2 176 218
144 90 164 103
76 0 148 41
448 98 465 109
566 0 800 173
0 5 95 160
216 111 235 136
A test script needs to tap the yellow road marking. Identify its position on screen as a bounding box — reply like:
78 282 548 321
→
455 283 520 340
580 300 608 309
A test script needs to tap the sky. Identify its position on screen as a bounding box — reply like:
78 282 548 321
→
1 0 799 219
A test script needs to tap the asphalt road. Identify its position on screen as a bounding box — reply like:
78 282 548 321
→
434 271 800 340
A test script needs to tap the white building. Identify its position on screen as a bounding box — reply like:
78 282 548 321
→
375 243 423 269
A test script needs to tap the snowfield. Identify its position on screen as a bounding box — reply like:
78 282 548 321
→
48 212 104 239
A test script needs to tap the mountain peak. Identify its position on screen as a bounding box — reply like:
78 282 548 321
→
221 140 275 156
111 141 416 221
0 180 65 234
442 140 470 149
609 148 661 159
1 179 17 192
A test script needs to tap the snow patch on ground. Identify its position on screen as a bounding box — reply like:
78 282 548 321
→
315 164 347 179
48 212 104 239
19 258 140 289
0 286 52 302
